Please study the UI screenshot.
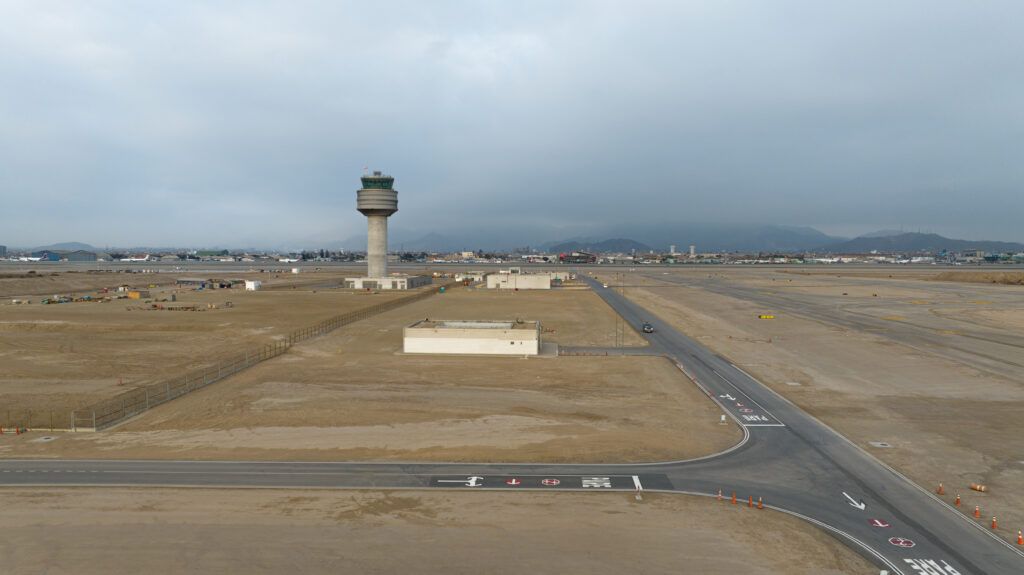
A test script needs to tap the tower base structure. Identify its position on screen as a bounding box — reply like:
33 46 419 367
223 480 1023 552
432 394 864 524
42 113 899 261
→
344 275 432 290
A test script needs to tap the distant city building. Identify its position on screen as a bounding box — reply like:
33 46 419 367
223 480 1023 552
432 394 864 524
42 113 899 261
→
689 245 696 257
669 244 677 255
0 245 6 258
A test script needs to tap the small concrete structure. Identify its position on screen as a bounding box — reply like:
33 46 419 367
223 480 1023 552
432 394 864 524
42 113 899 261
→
487 273 551 290
455 271 489 283
244 280 262 291
403 319 541 355
345 275 432 290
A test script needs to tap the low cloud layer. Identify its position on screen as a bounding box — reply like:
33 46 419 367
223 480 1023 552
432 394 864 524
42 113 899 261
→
1 1 1022 247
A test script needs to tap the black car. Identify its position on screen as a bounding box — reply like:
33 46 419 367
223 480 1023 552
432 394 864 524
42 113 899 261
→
641 322 654 333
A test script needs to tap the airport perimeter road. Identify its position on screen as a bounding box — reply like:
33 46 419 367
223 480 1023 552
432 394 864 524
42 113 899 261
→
2 278 1021 574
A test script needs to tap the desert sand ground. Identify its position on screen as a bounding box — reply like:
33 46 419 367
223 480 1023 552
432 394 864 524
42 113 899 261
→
0 270 412 421
622 266 1024 544
0 488 872 575
0 287 735 462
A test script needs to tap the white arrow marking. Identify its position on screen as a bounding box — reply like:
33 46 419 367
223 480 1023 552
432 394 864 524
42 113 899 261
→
843 492 866 510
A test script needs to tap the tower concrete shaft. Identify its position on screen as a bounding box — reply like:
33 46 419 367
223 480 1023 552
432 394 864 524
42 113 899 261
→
356 170 398 279
366 214 388 278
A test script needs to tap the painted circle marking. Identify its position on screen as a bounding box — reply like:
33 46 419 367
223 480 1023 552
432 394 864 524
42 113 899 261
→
888 537 915 548
540 478 561 486
869 519 891 528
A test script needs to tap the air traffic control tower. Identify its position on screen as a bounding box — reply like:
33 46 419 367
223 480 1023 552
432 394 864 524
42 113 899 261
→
345 170 431 290
357 171 398 278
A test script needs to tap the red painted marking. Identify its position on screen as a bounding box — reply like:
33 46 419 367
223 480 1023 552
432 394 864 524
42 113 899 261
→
869 519 891 528
541 478 561 486
888 537 915 548
506 478 521 486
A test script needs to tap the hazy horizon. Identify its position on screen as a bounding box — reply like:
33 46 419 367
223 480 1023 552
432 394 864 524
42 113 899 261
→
2 2 1022 246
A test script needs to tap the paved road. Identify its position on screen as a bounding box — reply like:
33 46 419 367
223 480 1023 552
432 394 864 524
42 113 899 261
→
2 276 1021 574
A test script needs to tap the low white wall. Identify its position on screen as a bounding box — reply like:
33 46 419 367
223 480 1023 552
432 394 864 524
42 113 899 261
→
404 336 539 355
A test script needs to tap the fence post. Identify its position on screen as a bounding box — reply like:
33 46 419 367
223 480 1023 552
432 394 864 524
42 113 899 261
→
71 411 76 432
145 387 150 409
92 410 96 429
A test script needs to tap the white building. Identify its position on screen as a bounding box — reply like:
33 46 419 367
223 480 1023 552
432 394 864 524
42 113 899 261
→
455 271 489 283
345 275 432 290
244 280 262 291
403 319 540 355
486 273 551 290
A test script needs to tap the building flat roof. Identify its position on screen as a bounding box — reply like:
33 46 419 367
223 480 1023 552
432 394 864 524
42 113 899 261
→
408 319 537 330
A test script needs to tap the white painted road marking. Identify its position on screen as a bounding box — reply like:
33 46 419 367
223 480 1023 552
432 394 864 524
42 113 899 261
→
632 475 643 491
889 537 916 548
902 558 962 574
869 519 891 528
843 492 867 510
436 476 484 487
581 477 612 488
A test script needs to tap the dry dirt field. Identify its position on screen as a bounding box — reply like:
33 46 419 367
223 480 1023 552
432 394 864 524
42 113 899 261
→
623 266 1024 544
0 270 412 420
0 286 736 462
0 488 872 574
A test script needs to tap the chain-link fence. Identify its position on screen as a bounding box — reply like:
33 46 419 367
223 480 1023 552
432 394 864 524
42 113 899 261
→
67 283 445 431
2 409 63 433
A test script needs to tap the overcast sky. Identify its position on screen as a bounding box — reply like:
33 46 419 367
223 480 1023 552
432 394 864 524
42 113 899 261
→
1 1 1022 248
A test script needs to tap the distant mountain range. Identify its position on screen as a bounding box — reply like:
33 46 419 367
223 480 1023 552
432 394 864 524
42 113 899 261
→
15 227 1023 255
30 241 99 252
818 232 1024 254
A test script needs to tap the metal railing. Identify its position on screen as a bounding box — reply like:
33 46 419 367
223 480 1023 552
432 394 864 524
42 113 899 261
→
67 284 445 431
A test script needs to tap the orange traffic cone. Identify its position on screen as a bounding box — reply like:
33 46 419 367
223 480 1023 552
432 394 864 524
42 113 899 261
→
937 483 945 495
992 516 998 530
954 493 961 507
15 427 20 435
974 505 981 519
1017 530 1023 545
731 492 737 505
747 496 753 508
757 497 764 510
717 489 723 502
